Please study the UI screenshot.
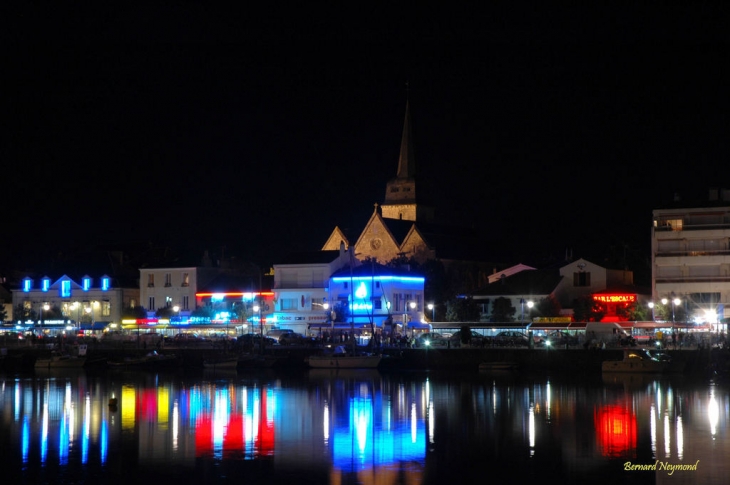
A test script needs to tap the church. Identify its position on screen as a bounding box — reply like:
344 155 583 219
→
321 100 494 275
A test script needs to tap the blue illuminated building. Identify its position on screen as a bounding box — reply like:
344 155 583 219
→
328 262 426 332
11 274 139 334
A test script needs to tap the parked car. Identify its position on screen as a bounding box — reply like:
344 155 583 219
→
237 334 277 348
449 330 489 347
545 331 579 347
278 332 317 346
415 333 449 348
493 331 529 347
266 329 295 343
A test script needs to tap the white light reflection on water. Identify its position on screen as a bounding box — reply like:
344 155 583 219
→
1 371 730 484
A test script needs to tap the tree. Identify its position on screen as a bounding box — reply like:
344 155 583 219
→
490 297 516 323
445 297 480 322
332 301 350 323
122 305 148 319
14 304 31 322
533 296 562 320
572 295 605 322
191 305 213 319
155 306 177 318
616 301 649 321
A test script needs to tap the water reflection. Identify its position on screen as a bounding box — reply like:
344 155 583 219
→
1 369 729 484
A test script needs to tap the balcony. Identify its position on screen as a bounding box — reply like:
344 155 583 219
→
655 275 730 283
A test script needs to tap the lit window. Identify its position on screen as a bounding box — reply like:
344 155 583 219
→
101 276 110 291
82 276 92 291
23 278 32 292
182 273 190 287
41 277 50 292
102 300 111 317
61 280 71 298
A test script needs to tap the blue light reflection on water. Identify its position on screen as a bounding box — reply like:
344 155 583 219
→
0 370 729 484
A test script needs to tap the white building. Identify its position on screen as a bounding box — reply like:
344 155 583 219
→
139 266 220 318
273 246 426 336
11 274 139 334
272 246 351 335
652 189 730 325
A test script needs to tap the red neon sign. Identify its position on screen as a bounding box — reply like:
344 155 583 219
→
593 294 636 303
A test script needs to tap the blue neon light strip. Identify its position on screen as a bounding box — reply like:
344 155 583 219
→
332 276 424 283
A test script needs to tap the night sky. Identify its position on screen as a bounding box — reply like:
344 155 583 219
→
6 4 730 277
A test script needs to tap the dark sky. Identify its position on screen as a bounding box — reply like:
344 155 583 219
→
6 4 730 276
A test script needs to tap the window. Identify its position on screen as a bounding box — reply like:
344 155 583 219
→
148 274 154 287
60 280 71 298
182 273 190 287
41 277 51 292
165 273 172 287
573 272 591 287
23 278 32 292
372 298 382 310
101 276 110 291
82 276 92 291
281 298 297 310
149 297 155 310
165 296 173 307
182 296 189 310
102 300 111 317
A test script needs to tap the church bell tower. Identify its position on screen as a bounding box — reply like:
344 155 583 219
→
381 100 434 222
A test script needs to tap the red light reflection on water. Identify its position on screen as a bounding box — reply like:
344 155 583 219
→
594 404 637 458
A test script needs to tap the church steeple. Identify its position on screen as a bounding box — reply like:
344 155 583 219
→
381 98 434 222
396 99 415 179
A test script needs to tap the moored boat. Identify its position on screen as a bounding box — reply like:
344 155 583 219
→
307 349 382 369
601 348 676 373
203 356 239 369
34 351 86 370
108 351 178 370
479 361 519 372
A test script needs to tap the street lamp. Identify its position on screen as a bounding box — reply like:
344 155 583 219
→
672 297 681 325
253 299 264 350
427 303 435 322
40 303 49 332
520 299 534 324
648 301 655 321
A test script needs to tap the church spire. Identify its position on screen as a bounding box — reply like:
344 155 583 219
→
396 99 415 179
381 95 434 223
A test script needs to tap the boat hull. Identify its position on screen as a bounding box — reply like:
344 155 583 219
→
35 357 86 369
479 361 519 372
602 360 670 373
307 355 382 369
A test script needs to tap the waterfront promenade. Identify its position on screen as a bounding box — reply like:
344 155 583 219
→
2 340 726 376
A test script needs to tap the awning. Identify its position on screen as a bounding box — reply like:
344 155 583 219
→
407 322 432 330
79 322 110 330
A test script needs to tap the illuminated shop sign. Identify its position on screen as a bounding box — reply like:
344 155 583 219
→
593 294 636 303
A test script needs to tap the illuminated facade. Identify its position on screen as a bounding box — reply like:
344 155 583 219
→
273 246 425 335
139 266 220 318
272 245 352 335
327 263 425 330
652 190 730 324
471 258 646 322
10 274 139 333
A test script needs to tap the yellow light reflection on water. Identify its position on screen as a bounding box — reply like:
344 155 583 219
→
121 386 136 431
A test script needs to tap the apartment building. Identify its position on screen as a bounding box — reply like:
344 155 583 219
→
652 188 730 325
